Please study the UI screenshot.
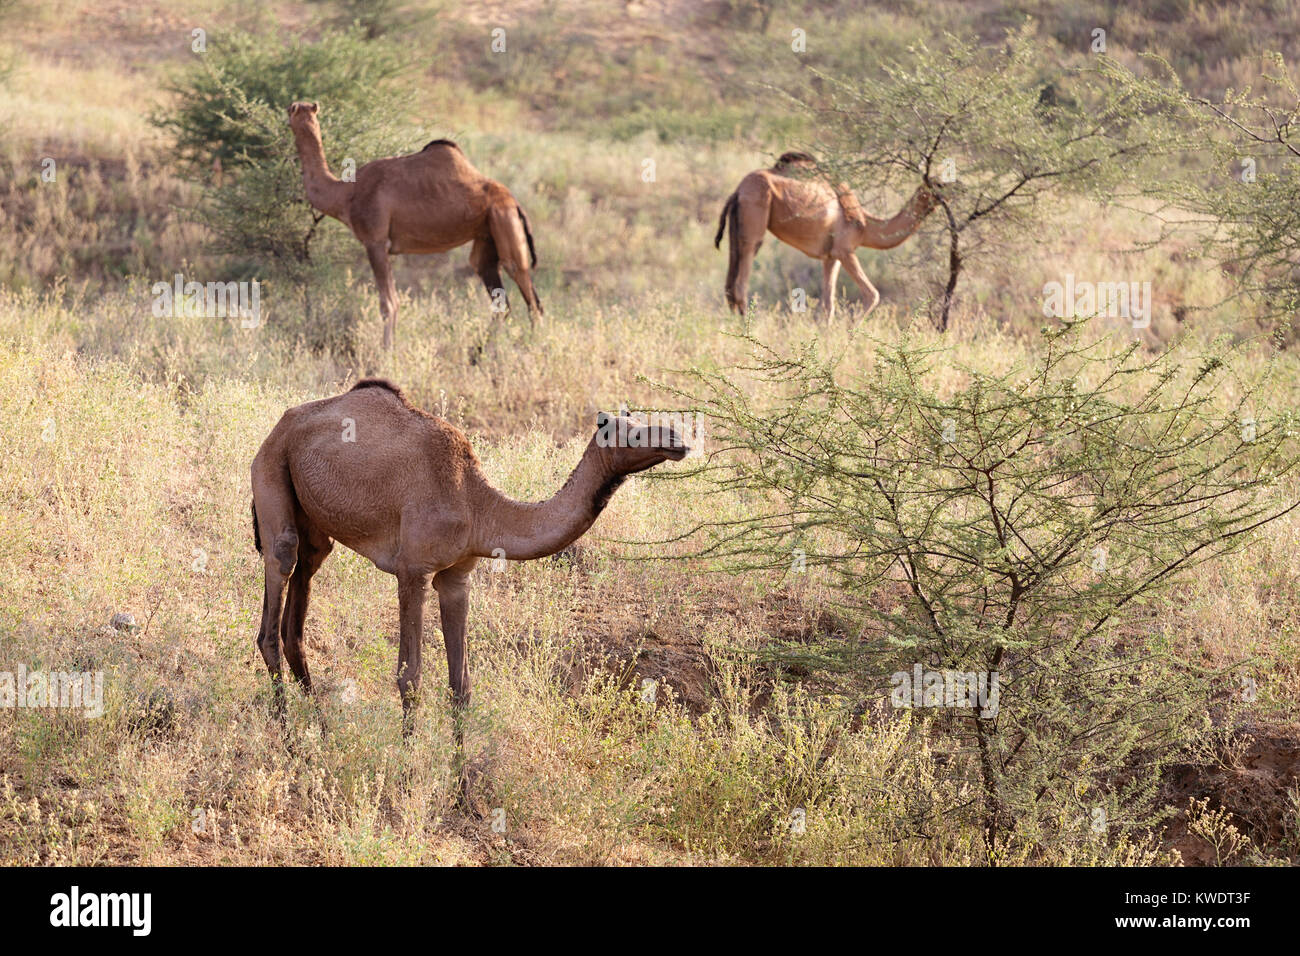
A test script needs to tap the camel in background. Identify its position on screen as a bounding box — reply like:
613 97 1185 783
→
287 102 542 349
251 379 688 789
715 151 938 319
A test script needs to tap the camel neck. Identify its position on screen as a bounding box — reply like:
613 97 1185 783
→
291 125 351 220
471 440 618 561
860 186 934 250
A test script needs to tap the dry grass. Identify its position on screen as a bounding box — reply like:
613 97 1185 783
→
2 286 1298 865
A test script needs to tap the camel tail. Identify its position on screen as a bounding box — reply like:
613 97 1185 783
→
518 206 537 268
724 193 742 308
252 499 262 555
714 191 738 249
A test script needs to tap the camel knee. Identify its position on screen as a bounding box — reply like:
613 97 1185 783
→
397 675 418 704
396 659 422 701
397 671 422 734
257 626 282 671
377 292 398 334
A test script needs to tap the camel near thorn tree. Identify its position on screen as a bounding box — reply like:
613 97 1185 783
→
715 151 938 319
287 101 542 349
250 379 688 767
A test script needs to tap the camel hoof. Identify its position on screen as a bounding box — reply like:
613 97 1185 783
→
454 777 474 814
454 758 491 817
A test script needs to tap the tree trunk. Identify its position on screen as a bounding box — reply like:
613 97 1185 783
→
973 713 1004 863
939 229 962 331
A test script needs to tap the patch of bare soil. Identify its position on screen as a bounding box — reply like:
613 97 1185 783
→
1162 722 1300 864
550 545 852 714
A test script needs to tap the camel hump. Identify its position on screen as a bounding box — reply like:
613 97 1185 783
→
351 377 405 399
421 138 460 152
348 378 442 422
774 150 817 171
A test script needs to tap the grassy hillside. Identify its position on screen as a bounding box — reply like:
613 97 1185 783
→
1 0 1299 865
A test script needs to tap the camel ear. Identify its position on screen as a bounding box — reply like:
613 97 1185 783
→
593 411 618 447
309 102 319 114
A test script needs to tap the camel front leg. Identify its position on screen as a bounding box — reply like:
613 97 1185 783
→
395 568 429 736
365 241 399 349
434 565 473 804
820 258 841 320
839 252 881 318
433 568 472 712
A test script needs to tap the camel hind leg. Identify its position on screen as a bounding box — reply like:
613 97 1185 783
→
727 188 770 315
251 467 300 723
395 567 430 737
280 518 333 700
728 237 763 316
488 204 542 326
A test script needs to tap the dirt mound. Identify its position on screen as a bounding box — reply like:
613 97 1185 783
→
1162 723 1300 864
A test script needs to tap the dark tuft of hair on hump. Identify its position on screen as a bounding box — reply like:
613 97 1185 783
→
422 138 459 152
351 377 405 399
348 377 440 419
775 151 817 169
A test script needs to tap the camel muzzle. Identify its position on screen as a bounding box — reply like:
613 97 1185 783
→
663 443 689 461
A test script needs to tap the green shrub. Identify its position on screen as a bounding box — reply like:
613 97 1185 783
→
676 318 1300 860
152 28 418 351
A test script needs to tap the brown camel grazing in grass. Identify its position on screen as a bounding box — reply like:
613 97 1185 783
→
287 102 542 349
714 151 938 319
250 378 688 759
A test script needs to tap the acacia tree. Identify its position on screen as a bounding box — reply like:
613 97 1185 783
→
796 26 1176 330
1107 52 1300 340
667 320 1299 859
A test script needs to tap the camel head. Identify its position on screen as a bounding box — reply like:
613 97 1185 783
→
917 176 945 213
592 412 691 477
287 100 321 134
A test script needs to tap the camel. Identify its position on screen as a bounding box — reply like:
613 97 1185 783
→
250 378 688 755
714 151 938 319
287 101 542 349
